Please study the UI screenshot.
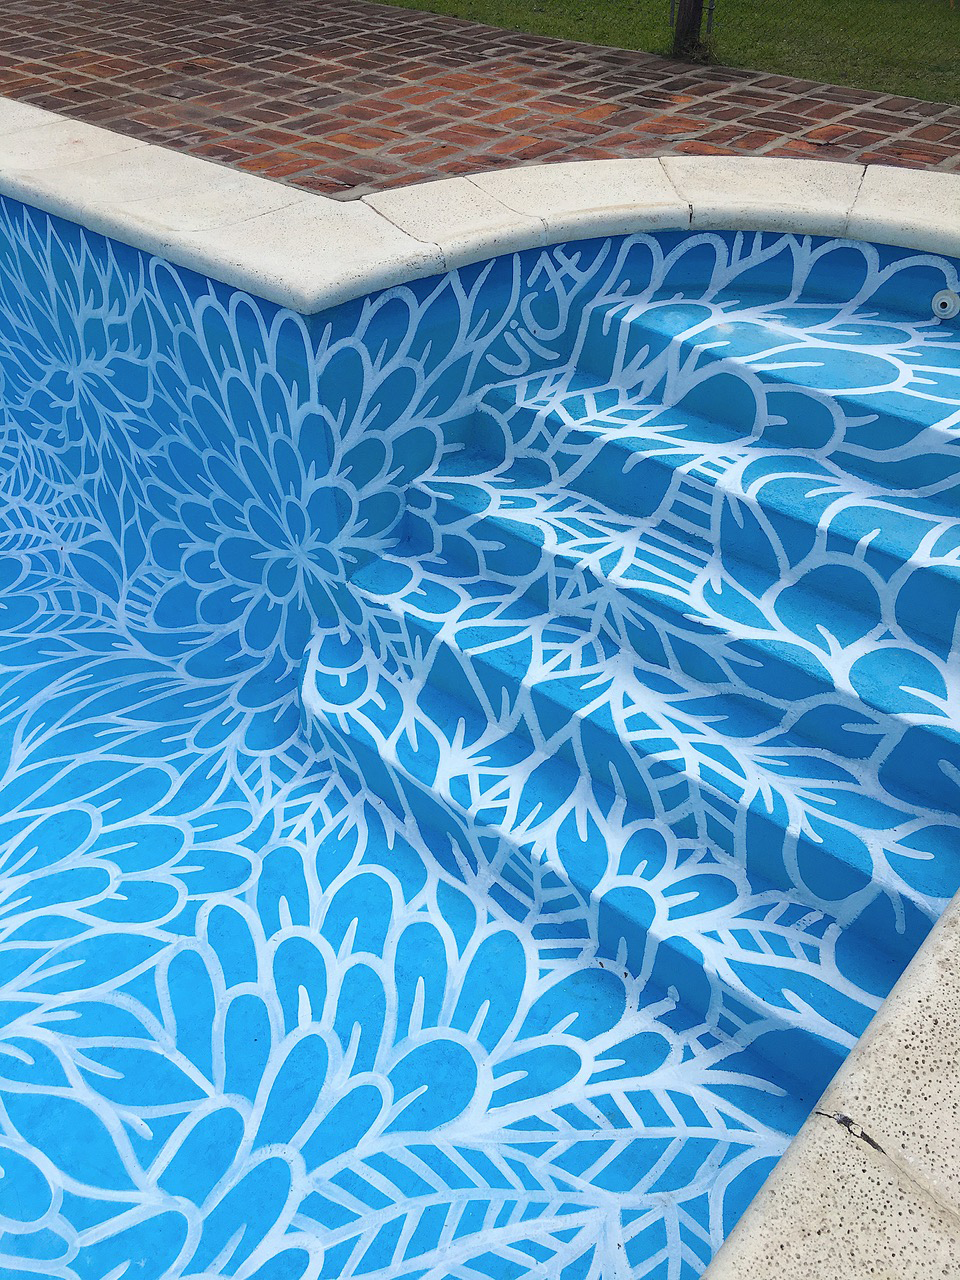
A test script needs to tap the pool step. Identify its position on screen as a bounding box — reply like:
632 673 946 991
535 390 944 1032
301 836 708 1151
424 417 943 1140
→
299 282 960 1174
573 299 960 505
302 632 898 1119
345 554 959 913
468 374 960 659
395 459 960 818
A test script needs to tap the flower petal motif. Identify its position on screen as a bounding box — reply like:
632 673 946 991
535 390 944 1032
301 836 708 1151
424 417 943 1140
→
0 196 958 1278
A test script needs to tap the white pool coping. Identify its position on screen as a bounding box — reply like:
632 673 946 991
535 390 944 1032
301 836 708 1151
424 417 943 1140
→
1 90 960 1276
0 96 958 315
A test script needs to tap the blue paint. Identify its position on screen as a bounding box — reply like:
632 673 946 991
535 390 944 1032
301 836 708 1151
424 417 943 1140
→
0 191 958 1278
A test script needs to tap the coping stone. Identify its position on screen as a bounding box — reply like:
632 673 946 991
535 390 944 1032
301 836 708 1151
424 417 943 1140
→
705 1111 960 1280
847 164 960 259
152 195 446 314
1 92 958 317
0 115 143 173
364 175 547 269
660 154 866 238
0 99 63 136
5 142 307 236
467 158 692 240
818 894 960 1215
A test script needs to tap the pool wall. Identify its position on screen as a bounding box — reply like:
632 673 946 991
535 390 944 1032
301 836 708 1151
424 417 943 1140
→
5 188 957 708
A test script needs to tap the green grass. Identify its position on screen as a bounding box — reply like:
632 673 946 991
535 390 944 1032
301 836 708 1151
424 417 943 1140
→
374 0 959 103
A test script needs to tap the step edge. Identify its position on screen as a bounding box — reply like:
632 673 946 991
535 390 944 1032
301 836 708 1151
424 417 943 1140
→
415 480 960 692
302 604 943 930
300 667 880 1051
368 498 960 778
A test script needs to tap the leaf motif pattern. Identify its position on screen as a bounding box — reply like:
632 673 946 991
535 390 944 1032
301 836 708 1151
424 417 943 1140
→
0 195 958 1278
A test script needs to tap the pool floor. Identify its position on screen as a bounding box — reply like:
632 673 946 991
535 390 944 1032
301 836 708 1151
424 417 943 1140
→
2 538 778 1280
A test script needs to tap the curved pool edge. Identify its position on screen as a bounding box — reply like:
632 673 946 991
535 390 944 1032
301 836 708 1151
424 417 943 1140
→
1 93 959 316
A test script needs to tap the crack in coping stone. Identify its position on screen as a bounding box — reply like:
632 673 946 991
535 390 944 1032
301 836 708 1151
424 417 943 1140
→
813 1107 960 1229
815 1110 886 1154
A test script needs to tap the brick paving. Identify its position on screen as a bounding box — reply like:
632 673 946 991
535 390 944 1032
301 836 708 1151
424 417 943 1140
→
3 0 959 200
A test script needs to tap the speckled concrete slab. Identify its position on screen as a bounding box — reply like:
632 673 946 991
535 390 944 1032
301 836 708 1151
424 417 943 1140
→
706 1114 960 1279
818 899 960 1223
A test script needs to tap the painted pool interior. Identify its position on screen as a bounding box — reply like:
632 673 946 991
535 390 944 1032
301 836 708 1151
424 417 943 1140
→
0 192 959 1280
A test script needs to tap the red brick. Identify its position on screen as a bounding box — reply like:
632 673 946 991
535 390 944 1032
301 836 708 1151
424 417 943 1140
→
633 114 710 136
733 130 786 151
324 127 405 150
2 0 950 202
672 140 741 156
910 123 958 143
804 123 856 143
484 133 544 155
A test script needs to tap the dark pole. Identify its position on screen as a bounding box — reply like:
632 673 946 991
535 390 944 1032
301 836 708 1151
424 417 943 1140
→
673 0 705 57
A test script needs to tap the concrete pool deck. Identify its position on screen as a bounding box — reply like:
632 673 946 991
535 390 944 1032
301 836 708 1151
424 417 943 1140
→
2 0 960 203
1 75 960 1280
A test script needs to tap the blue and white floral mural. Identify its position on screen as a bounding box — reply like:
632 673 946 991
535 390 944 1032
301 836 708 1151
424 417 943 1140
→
0 191 958 1279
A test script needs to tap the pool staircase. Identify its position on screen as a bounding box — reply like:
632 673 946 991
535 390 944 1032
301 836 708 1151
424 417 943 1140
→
301 294 960 1189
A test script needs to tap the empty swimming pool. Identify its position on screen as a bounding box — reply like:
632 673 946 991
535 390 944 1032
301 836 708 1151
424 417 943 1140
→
0 189 958 1279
